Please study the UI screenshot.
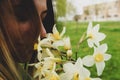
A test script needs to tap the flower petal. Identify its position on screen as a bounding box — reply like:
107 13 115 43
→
37 53 42 61
52 40 64 48
99 44 108 53
87 39 94 48
63 62 74 73
60 73 73 80
94 41 100 47
87 22 92 34
94 44 108 54
80 67 91 78
40 38 52 47
46 48 54 57
92 78 102 80
75 58 83 67
104 54 111 61
93 24 100 32
53 25 58 34
63 37 71 50
60 27 66 37
82 55 95 67
96 62 105 76
97 33 106 41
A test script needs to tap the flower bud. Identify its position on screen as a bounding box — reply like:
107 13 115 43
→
67 50 72 57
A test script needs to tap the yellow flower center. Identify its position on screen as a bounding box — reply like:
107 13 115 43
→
85 77 91 80
34 43 38 50
64 44 71 50
53 32 60 40
88 33 94 39
73 72 79 80
94 53 104 62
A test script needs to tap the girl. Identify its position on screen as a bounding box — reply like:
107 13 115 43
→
0 0 54 79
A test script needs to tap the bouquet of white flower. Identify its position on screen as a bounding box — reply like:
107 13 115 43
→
32 22 111 80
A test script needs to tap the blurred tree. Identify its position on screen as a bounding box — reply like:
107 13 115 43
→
55 0 67 31
66 1 76 15
56 0 67 18
84 9 89 16
74 15 81 22
73 15 81 32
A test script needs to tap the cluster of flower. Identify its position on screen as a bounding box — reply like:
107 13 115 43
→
32 22 111 80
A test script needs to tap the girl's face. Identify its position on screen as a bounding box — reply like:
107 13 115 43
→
33 0 47 38
8 0 47 62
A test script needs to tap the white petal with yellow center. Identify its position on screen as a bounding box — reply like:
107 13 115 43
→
60 58 91 80
52 25 61 40
87 22 106 48
94 53 104 62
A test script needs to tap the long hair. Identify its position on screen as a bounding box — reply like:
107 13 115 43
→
0 0 39 79
0 0 55 79
0 0 40 62
0 30 22 80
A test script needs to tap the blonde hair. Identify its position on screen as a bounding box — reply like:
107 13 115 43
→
0 30 22 80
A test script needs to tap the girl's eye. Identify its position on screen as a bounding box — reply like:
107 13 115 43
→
14 5 31 22
40 10 47 21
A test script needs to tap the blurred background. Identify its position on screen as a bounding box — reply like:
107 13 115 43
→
52 0 120 80
53 0 120 22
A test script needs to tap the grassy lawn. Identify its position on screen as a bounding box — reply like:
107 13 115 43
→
57 21 120 80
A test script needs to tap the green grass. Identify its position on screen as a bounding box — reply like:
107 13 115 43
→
58 21 120 80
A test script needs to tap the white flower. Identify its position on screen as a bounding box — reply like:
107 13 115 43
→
36 57 60 80
34 61 59 80
34 48 61 79
60 58 91 80
33 58 56 79
51 25 66 40
82 44 111 76
87 22 106 48
63 37 71 50
44 25 66 49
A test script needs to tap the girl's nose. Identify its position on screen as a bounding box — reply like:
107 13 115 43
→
40 22 46 39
